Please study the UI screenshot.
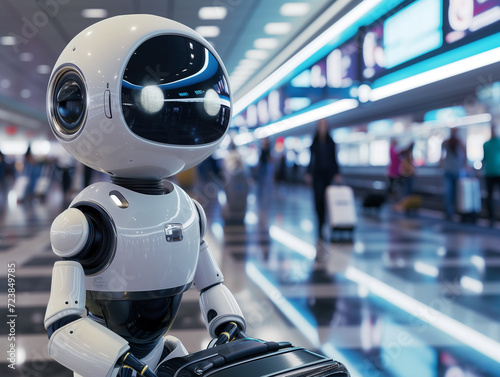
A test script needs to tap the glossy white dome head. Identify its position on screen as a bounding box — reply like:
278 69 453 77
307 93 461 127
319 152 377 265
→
47 14 231 179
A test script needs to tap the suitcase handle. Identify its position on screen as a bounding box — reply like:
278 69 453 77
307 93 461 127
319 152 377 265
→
194 339 292 375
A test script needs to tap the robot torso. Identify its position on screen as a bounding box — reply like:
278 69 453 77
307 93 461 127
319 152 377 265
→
67 180 200 352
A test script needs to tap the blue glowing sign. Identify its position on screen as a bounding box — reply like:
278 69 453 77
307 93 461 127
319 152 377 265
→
383 0 443 68
445 0 500 43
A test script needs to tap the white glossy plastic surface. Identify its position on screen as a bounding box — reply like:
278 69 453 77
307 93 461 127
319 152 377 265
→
47 14 231 179
48 317 129 377
44 261 86 328
50 208 89 257
192 199 207 238
199 283 246 338
193 241 224 290
70 181 200 292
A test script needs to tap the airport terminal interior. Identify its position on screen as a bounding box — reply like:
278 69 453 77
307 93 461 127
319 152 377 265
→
1 1 500 377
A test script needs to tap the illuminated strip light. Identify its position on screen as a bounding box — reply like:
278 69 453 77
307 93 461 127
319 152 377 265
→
345 266 500 363
269 225 316 259
247 256 362 377
233 132 255 146
233 0 384 115
234 99 358 146
247 260 364 377
413 261 439 278
370 46 500 101
422 113 492 129
245 261 320 347
470 6 500 32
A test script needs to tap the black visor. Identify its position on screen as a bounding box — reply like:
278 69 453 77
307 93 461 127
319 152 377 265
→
121 35 231 145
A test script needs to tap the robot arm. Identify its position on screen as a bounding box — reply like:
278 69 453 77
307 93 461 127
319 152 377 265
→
192 200 246 338
44 209 129 377
44 261 129 377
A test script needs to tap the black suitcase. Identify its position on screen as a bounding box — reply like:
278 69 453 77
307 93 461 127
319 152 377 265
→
156 338 350 377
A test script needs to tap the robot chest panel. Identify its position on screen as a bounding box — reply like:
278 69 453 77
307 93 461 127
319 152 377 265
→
80 183 200 292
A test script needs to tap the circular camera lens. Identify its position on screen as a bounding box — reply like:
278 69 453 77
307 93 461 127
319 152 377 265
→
51 70 87 137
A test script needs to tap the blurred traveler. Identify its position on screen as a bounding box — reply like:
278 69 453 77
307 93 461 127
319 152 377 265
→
222 142 250 223
482 123 500 226
387 138 401 199
306 118 341 240
56 150 76 207
399 142 415 198
197 155 220 185
257 138 273 199
83 165 94 187
0 151 9 195
440 127 467 220
22 147 42 203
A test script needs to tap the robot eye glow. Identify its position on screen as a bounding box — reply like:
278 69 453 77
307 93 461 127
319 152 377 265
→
204 89 221 116
140 85 164 113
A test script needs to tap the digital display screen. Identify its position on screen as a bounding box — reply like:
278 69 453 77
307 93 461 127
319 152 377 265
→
383 0 443 68
361 23 385 80
326 40 359 88
444 0 500 43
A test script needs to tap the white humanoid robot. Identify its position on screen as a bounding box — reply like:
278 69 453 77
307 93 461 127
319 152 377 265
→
43 14 245 377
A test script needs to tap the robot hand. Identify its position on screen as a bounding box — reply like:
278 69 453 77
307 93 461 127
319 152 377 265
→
211 321 248 348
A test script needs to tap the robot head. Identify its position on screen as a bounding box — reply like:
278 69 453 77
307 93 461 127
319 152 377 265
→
47 15 231 179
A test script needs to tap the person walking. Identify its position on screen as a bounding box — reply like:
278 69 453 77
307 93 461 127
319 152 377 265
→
257 138 272 200
440 128 467 220
399 142 415 198
305 118 341 240
482 123 500 226
387 138 402 200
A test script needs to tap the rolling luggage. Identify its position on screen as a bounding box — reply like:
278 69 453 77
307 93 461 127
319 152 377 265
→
13 175 29 202
456 177 481 222
156 338 350 377
325 185 356 241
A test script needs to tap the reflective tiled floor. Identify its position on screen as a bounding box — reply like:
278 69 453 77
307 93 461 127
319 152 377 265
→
1 177 500 377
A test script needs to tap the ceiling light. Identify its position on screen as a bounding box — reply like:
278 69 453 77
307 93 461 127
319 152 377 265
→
36 65 51 74
0 36 17 46
1 79 11 88
254 38 279 49
233 64 257 72
19 52 33 62
232 68 255 75
198 6 227 20
234 99 358 145
370 46 500 101
237 59 261 69
231 73 254 81
413 261 439 278
81 9 108 18
245 49 269 60
195 26 220 38
280 2 311 17
232 67 256 75
460 276 483 293
264 22 292 35
234 0 385 115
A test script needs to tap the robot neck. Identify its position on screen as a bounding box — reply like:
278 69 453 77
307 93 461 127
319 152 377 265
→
110 176 169 195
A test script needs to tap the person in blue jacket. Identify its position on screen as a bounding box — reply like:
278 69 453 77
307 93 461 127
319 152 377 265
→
483 123 500 226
